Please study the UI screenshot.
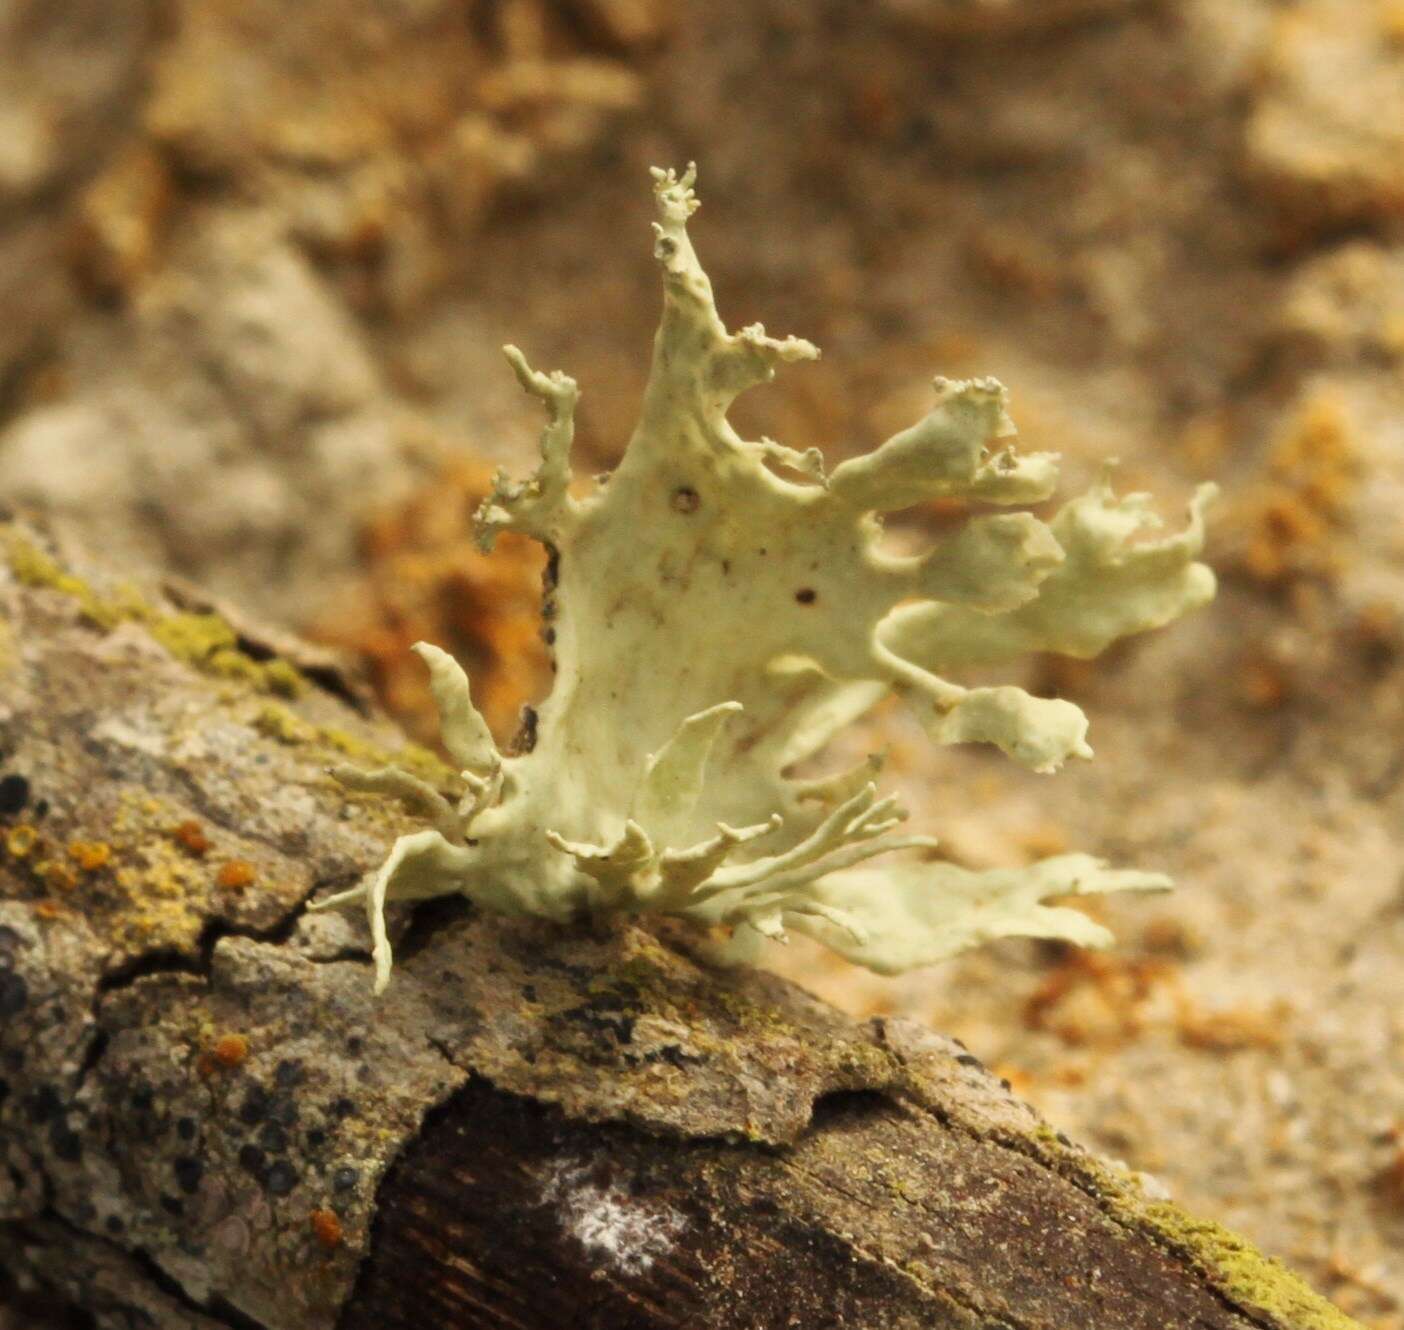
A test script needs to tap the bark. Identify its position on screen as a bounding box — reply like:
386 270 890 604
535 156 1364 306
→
0 516 1358 1330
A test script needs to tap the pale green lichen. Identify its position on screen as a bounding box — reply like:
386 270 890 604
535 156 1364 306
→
317 165 1216 993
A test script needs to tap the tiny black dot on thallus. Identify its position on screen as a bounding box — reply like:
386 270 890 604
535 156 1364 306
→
174 1156 203 1194
49 1121 83 1162
0 970 28 1018
0 774 30 816
258 1121 289 1154
332 1165 360 1193
671 485 700 514
795 588 817 605
238 1086 269 1125
265 1160 298 1195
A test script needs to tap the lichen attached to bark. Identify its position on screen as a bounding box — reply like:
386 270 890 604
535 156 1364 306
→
320 165 1216 992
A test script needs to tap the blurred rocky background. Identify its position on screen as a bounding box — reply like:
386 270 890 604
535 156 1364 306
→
2 0 1402 1323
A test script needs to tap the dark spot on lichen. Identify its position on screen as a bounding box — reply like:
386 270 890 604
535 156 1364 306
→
275 1059 305 1089
176 1116 197 1142
508 705 538 756
266 1160 297 1195
630 1043 703 1070
332 1166 360 1193
268 1096 299 1128
238 1087 268 1126
174 1157 203 1194
955 1052 984 1070
329 1097 356 1121
0 971 28 1018
105 1215 125 1236
259 1122 288 1154
27 1085 61 1123
0 774 30 816
160 1194 184 1218
671 486 700 514
49 1122 83 1162
795 588 817 605
238 1144 266 1177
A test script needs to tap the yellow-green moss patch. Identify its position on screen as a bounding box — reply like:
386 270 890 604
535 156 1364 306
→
4 530 305 696
150 613 304 696
1021 1125 1358 1330
1133 1202 1358 1330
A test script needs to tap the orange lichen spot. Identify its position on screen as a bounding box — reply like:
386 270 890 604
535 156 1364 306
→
69 840 113 872
1231 391 1358 590
216 859 256 891
40 861 78 892
1037 653 1098 699
968 224 1061 302
211 1034 250 1069
1140 915 1201 958
33 900 65 920
172 819 211 857
991 1062 1034 1097
1238 655 1290 710
5 824 38 859
310 1208 343 1250
1174 998 1289 1053
1024 950 1173 1049
1178 411 1230 470
309 459 549 748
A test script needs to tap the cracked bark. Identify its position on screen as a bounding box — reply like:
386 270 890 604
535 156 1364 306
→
0 517 1358 1330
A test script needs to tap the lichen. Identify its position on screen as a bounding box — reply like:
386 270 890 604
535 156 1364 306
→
2 531 307 695
318 165 1216 993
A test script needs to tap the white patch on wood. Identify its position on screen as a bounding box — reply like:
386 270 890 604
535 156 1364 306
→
542 1160 686 1277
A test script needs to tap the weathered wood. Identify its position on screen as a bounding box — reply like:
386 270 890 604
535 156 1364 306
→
0 517 1358 1330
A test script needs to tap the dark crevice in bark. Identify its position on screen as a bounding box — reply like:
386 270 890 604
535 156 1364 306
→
8 1209 271 1330
95 870 360 994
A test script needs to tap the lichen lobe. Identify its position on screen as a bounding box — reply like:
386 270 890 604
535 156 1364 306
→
318 163 1216 991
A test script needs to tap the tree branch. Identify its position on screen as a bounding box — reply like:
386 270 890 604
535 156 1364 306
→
0 517 1356 1330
